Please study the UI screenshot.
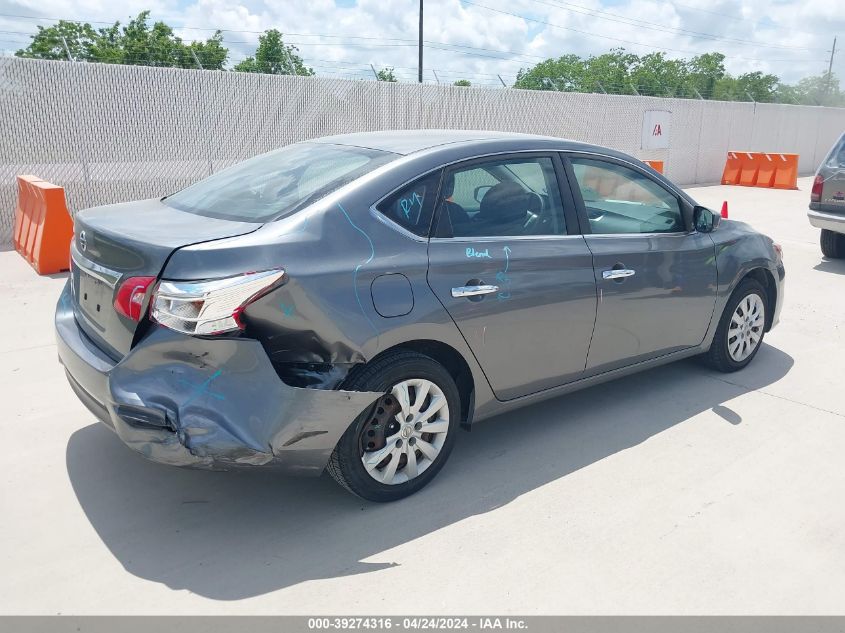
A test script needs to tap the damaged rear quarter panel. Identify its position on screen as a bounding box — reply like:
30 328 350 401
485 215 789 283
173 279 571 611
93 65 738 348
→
108 326 382 474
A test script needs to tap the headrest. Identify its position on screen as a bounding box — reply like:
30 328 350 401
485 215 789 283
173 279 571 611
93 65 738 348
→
479 181 528 225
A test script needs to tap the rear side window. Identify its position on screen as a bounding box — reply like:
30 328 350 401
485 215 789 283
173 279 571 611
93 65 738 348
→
376 171 442 237
164 143 397 222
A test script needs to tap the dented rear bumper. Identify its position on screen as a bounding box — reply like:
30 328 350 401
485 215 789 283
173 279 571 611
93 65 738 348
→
55 282 381 474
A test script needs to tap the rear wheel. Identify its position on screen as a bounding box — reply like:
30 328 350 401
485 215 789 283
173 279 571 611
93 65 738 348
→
327 350 460 502
820 229 845 259
704 278 767 373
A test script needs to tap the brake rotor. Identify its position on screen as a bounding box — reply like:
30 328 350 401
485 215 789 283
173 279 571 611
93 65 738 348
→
359 392 403 457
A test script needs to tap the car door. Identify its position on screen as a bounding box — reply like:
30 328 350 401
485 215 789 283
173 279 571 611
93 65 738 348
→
426 153 597 401
564 154 718 375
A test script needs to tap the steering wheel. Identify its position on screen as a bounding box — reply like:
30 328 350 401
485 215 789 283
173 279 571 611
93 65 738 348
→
522 192 546 232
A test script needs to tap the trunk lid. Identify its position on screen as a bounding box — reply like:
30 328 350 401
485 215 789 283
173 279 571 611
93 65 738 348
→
70 198 261 359
820 166 845 211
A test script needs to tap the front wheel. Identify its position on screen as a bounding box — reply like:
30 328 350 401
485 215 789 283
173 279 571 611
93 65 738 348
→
820 229 845 259
327 350 461 502
704 278 768 373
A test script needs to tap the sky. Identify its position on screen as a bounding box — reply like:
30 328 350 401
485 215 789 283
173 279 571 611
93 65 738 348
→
0 0 841 87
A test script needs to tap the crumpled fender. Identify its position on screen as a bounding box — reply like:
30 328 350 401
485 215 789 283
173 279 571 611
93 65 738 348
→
108 326 382 474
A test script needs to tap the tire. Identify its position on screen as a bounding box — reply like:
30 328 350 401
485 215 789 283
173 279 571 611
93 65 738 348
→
327 350 461 502
820 229 845 259
704 278 768 373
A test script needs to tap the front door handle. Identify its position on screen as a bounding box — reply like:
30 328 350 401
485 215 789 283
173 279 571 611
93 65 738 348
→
602 268 636 280
452 284 499 298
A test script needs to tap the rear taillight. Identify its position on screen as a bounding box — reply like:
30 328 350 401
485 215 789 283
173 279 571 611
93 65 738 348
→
114 276 156 321
773 243 783 263
151 269 285 335
811 174 824 203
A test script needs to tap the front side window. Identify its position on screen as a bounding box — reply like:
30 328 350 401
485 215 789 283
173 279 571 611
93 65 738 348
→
570 158 684 234
376 171 441 237
435 156 567 238
164 143 397 222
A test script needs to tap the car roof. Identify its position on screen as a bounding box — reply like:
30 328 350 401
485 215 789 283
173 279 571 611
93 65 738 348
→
311 129 598 156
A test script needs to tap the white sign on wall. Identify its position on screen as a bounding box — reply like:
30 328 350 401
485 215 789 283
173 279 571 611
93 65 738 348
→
641 110 671 150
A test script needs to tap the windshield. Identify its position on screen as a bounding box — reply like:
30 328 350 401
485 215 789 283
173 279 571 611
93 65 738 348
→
164 143 397 222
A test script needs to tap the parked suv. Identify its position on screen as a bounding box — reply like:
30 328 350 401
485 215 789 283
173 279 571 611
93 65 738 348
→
809 131 845 258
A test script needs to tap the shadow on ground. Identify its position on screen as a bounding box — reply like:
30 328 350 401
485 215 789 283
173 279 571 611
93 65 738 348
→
814 258 845 275
66 344 792 600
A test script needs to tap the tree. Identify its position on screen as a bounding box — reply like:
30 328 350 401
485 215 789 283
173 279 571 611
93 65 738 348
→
15 11 228 69
686 53 726 99
453 79 471 86
583 48 638 94
791 73 845 106
514 54 586 90
14 20 100 61
375 67 397 82
233 30 313 75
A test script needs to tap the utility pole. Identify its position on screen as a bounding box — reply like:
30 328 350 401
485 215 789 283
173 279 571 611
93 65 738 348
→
825 36 837 99
418 0 424 83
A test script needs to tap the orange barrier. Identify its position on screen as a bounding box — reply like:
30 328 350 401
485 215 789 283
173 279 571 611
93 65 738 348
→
738 152 761 186
14 175 74 275
755 153 777 188
772 153 799 190
643 160 664 174
721 152 743 185
721 151 799 190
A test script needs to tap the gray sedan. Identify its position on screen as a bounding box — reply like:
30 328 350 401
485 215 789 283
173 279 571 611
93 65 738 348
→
56 130 785 501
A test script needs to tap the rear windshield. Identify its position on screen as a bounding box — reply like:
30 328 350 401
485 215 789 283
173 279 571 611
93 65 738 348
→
163 143 397 222
823 133 845 169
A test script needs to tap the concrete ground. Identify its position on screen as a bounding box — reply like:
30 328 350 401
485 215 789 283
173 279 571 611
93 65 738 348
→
2 176 844 615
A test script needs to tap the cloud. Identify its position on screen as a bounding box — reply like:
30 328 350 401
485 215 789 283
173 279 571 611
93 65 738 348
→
0 0 840 85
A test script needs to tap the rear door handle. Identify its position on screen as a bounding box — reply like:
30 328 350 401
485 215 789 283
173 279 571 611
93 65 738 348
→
602 268 636 280
451 284 499 298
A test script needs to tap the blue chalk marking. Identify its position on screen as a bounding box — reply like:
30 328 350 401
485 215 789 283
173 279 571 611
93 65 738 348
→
179 369 225 407
497 245 513 301
399 191 424 219
336 202 378 334
279 302 295 317
465 247 492 259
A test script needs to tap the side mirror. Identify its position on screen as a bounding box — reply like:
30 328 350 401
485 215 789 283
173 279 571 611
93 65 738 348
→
693 206 721 233
474 185 492 203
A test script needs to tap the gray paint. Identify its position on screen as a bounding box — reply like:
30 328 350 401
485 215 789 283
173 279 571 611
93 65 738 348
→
371 274 414 317
56 130 785 474
57 286 382 472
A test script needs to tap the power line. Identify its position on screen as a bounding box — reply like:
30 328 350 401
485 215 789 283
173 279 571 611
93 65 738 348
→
525 0 825 51
459 0 829 63
0 8 831 73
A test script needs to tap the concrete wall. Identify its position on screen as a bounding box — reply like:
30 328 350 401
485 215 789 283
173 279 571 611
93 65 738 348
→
2 56 844 245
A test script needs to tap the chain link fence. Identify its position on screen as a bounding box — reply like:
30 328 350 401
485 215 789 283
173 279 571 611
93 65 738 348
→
2 56 844 246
